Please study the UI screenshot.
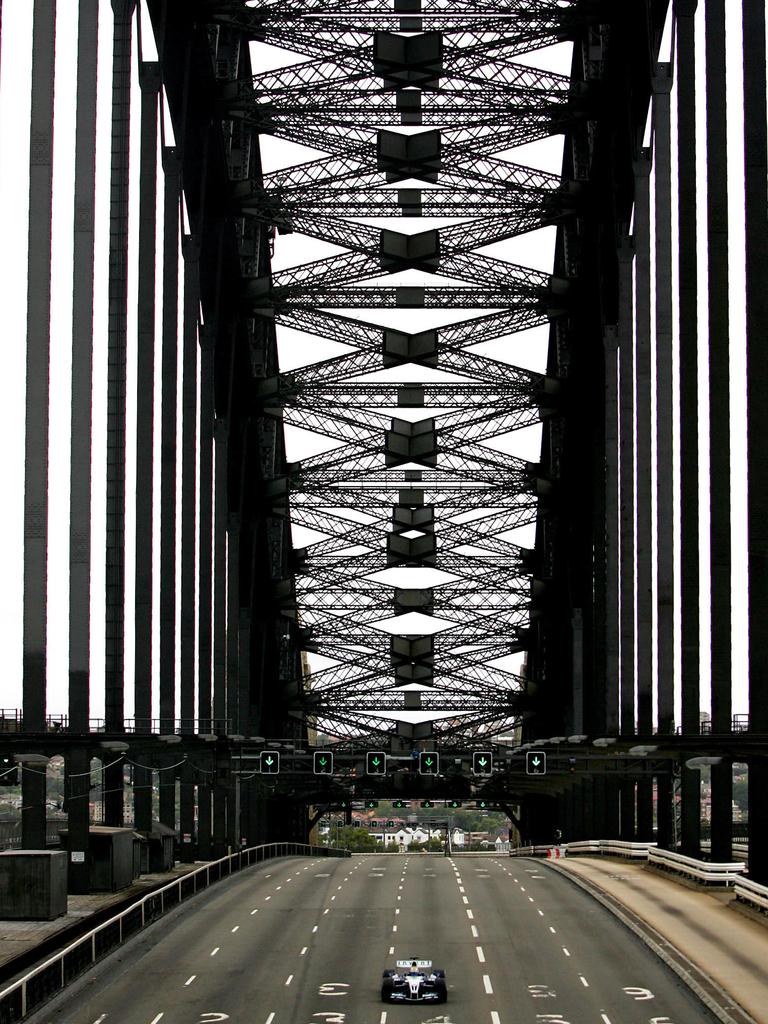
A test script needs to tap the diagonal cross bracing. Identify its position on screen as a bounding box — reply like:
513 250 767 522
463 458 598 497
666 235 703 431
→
232 0 570 745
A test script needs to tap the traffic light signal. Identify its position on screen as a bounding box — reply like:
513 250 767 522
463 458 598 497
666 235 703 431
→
446 799 462 809
472 751 493 776
526 750 547 775
366 751 386 774
419 799 434 808
260 750 280 774
393 799 407 809
365 799 379 809
418 751 439 775
313 751 333 775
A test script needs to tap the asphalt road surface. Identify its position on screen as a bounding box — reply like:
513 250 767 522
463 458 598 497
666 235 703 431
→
37 854 722 1024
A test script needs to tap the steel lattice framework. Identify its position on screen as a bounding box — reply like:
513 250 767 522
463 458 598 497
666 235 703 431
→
206 0 587 745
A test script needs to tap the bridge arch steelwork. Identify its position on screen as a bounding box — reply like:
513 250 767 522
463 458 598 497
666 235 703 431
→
4 0 768 887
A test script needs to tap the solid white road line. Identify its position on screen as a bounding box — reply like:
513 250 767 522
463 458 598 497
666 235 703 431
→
285 975 294 986
476 946 486 963
483 975 493 994
210 948 220 957
184 976 196 986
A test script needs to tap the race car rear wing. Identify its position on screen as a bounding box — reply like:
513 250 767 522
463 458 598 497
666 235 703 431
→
397 960 432 969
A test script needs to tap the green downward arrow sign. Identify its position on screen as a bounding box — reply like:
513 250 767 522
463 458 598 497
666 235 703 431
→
532 757 541 767
319 758 327 766
265 757 274 767
425 758 433 767
372 757 380 766
479 758 487 767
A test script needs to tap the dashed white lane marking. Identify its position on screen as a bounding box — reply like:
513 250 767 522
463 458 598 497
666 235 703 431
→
466 909 474 919
471 925 479 938
562 947 571 957
579 975 589 987
491 1011 501 1024
331 895 336 900
285 975 294 986
300 947 308 955
459 886 465 893
184 976 196 986
380 1012 388 1024
392 924 398 932
231 925 239 933
476 946 486 963
397 895 402 901
92 1016 107 1024
395 908 400 915
265 874 271 878
600 1015 612 1024
264 896 271 901
483 975 494 994
537 909 544 916
251 909 259 915
149 1016 164 1024
549 926 556 934
210 947 220 957
312 925 319 932
389 946 395 955
265 1015 276 1024
323 908 330 914
519 886 526 892
276 886 282 891
337 885 343 890
462 896 469 904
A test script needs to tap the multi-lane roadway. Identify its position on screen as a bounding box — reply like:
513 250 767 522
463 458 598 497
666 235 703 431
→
37 854 720 1024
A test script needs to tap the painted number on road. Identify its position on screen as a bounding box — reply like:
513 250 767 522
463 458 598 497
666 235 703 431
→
310 1015 347 1022
528 984 557 998
624 987 656 1001
318 983 350 997
536 1016 572 1022
200 1016 230 1022
650 1018 676 1023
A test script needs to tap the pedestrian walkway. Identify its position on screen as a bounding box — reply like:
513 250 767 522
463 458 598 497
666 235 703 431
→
0 862 198 984
551 856 768 1024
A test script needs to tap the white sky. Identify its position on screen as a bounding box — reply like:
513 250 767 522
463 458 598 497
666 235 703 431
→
0 1 755 723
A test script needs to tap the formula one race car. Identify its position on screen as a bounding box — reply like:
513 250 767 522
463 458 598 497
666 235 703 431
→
381 959 447 1004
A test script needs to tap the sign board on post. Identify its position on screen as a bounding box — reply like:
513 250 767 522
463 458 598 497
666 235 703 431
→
70 851 85 863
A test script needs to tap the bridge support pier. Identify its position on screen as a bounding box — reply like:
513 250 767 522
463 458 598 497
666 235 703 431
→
66 747 91 893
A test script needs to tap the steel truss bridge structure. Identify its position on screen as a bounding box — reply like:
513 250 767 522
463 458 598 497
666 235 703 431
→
3 0 768 892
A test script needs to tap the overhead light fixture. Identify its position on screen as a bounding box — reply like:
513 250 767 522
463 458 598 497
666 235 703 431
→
159 735 182 744
99 741 129 752
13 753 49 765
593 737 617 748
567 734 588 743
685 756 723 769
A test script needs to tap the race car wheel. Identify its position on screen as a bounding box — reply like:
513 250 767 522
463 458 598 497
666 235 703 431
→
435 980 448 1003
381 980 394 1003
433 968 446 978
382 970 395 978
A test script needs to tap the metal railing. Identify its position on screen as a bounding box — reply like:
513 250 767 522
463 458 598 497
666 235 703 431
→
0 712 232 735
647 847 746 885
734 875 768 914
0 842 349 1024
